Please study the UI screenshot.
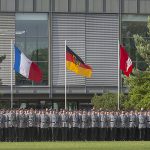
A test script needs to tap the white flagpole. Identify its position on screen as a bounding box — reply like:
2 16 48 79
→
118 40 120 111
65 40 67 109
11 39 13 109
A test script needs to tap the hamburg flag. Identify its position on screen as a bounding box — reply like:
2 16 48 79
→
120 45 133 77
14 46 43 83
66 46 92 78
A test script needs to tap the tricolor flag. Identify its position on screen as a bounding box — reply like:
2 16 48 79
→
14 46 43 83
66 46 92 78
120 45 133 77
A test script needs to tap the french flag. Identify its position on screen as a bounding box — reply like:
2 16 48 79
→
14 46 43 83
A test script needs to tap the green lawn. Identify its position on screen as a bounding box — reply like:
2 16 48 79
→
0 142 150 150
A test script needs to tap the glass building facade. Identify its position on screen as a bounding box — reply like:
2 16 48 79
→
15 13 48 85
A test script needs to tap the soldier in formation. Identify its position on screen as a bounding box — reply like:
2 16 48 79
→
0 108 150 141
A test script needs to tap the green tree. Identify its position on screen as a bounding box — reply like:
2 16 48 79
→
91 93 127 110
124 17 150 110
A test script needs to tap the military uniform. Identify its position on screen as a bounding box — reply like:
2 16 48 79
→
61 112 69 141
120 113 128 140
0 112 5 141
18 112 27 142
110 113 117 140
7 111 16 141
40 112 49 141
138 113 147 140
51 112 59 141
91 113 98 141
100 113 107 140
72 112 79 141
129 113 137 140
28 112 36 141
146 113 150 140
81 112 88 141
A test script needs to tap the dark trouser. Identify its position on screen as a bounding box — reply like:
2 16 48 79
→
4 128 9 141
0 128 3 141
41 128 48 141
68 127 72 141
72 127 78 141
135 127 139 140
37 127 41 141
19 128 25 142
48 127 52 141
100 128 106 141
87 128 91 141
106 128 111 140
139 128 145 140
121 128 127 140
62 127 68 141
8 127 16 141
91 127 97 141
146 128 150 140
28 127 35 141
110 127 116 140
52 127 58 141
81 128 87 141
129 127 136 140
116 128 121 140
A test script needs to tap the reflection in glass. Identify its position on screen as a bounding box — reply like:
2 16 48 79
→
15 14 48 86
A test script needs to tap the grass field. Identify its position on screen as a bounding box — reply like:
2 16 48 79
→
0 142 150 150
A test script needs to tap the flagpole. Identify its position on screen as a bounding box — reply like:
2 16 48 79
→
118 40 120 111
65 40 67 109
11 39 13 109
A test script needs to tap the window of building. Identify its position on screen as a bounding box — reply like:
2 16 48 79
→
15 13 48 86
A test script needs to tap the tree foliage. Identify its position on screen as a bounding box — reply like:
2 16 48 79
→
124 16 150 110
91 93 127 110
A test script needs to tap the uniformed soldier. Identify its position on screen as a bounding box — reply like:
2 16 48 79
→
0 110 5 141
40 109 49 141
91 110 98 141
106 111 111 140
18 110 27 142
138 111 147 140
135 110 139 140
51 110 59 141
72 110 79 141
110 111 117 141
81 110 88 141
100 111 107 141
34 110 40 141
97 110 101 141
116 111 121 140
125 111 130 140
48 109 52 141
4 110 9 141
129 111 137 140
120 111 128 140
146 111 150 140
61 110 69 141
28 109 36 141
87 111 91 141
7 109 16 141
68 110 73 141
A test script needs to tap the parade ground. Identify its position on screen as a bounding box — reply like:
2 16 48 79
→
0 142 150 150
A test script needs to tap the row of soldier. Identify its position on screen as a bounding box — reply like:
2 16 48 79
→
0 108 150 141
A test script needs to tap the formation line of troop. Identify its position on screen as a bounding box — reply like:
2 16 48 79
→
0 109 150 141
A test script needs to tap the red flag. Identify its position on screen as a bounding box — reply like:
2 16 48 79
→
120 45 133 77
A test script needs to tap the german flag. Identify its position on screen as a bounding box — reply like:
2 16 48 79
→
66 46 92 78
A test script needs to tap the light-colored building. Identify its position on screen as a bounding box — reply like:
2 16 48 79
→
0 0 149 109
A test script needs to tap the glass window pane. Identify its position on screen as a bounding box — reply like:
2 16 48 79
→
15 13 48 86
